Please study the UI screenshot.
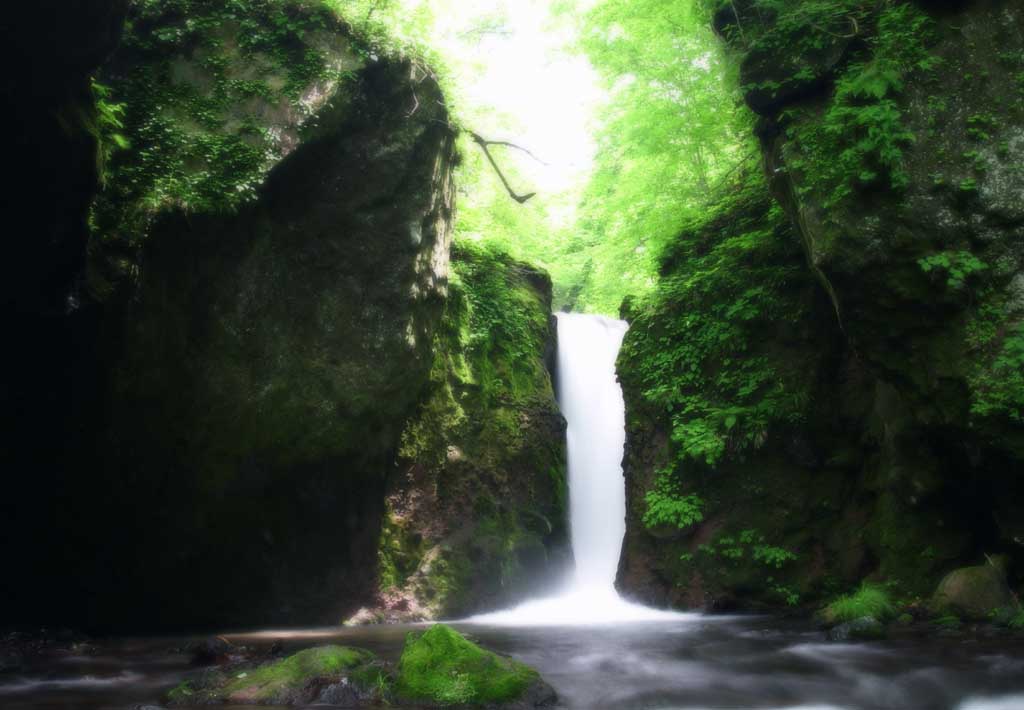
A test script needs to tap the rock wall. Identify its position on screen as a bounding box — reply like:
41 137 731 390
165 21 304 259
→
617 0 1024 611
1 0 130 631
69 0 457 630
352 243 570 623
2 0 568 632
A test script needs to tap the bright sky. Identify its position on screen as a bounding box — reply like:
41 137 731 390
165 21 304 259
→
427 0 604 193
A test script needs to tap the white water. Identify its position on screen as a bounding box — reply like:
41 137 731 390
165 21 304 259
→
467 313 688 626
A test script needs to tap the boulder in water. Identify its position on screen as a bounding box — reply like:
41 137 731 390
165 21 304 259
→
930 562 1019 621
395 624 557 708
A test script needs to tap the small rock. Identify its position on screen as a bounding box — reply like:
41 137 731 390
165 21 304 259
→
316 679 361 706
827 616 885 641
187 636 233 666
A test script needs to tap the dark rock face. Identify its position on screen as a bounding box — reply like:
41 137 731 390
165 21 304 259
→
0 0 129 632
81 71 455 629
3 1 459 631
2 0 128 314
3 0 565 633
617 1 1024 611
747 0 1024 575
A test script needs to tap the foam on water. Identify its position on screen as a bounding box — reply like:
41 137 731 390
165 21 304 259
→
0 671 144 695
958 696 1024 710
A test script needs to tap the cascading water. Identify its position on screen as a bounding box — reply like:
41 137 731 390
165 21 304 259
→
466 313 686 625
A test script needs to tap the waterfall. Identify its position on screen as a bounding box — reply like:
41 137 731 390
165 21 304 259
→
465 313 685 625
559 313 629 590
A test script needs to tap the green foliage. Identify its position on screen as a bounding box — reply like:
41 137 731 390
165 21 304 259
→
396 625 537 705
770 2 938 210
643 468 704 530
90 0 373 296
1008 609 1024 629
619 168 813 467
391 243 564 615
971 322 1024 424
695 528 797 569
918 250 988 291
825 583 896 623
89 80 130 184
753 542 799 569
554 0 753 312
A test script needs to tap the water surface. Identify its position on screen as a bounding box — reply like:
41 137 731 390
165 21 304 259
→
3 618 1024 709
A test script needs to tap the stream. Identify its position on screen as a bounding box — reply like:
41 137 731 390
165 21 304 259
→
2 619 1024 709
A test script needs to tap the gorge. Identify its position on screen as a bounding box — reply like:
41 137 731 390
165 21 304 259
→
2 0 1024 707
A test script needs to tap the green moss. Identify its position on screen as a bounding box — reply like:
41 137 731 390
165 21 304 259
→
167 680 195 703
224 646 375 701
824 584 896 624
618 166 813 469
765 2 939 211
395 625 538 705
383 242 566 617
89 0 368 296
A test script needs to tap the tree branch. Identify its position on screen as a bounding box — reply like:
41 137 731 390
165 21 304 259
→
469 131 538 204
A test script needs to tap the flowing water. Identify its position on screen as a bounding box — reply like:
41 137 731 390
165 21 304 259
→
3 314 1024 709
467 313 682 626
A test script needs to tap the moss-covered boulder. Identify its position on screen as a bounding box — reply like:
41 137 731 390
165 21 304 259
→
931 562 1019 621
42 0 457 630
352 243 570 622
395 625 556 708
168 645 389 706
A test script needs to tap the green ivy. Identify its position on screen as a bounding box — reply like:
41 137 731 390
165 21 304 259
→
643 468 704 530
619 166 813 468
918 250 988 291
767 2 939 210
971 323 1024 424
89 80 130 185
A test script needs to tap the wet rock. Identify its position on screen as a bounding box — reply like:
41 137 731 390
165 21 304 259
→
167 646 386 706
187 637 234 667
395 624 558 708
827 616 886 642
931 563 1019 621
316 678 363 705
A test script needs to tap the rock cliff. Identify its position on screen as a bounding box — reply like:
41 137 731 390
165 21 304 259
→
1 0 566 631
617 0 1024 611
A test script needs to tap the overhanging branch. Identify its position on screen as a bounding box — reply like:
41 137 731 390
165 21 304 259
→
469 131 539 204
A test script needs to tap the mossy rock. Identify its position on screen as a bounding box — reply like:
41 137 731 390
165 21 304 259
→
395 624 556 707
167 645 389 705
826 616 886 642
368 244 570 621
930 563 1019 621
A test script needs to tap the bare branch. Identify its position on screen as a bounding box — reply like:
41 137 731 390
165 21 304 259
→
475 138 550 167
469 131 539 204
